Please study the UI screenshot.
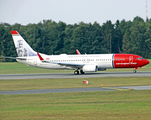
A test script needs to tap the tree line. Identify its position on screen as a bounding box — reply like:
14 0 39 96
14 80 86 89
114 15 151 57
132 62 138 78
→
0 16 151 62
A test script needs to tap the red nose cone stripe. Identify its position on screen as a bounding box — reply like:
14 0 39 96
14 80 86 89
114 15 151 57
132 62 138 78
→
11 30 18 35
113 54 149 68
146 60 150 65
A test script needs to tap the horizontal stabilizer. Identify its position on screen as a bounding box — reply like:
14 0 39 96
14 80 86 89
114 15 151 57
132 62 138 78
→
3 56 27 60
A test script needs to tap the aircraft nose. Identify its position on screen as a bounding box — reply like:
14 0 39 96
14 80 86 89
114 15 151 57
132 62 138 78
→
144 59 150 65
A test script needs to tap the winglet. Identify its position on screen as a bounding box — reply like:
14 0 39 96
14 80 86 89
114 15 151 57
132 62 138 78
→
37 52 44 61
76 49 81 55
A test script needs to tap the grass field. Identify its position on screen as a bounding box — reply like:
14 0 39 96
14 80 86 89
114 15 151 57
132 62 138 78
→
0 77 151 91
0 59 151 74
1 77 151 120
1 90 151 120
0 61 151 120
0 62 73 74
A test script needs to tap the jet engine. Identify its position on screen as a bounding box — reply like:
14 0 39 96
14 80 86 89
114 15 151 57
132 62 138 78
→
82 65 98 72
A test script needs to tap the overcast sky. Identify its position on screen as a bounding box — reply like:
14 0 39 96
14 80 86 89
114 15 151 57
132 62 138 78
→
0 0 151 25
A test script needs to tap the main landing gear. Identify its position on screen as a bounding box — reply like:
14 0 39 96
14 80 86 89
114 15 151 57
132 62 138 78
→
74 70 79 75
74 69 85 75
80 70 85 74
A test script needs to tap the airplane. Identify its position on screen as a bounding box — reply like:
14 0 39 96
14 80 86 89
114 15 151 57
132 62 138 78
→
4 30 150 75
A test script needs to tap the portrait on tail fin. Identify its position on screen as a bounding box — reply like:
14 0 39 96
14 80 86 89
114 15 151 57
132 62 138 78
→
16 40 28 57
11 30 37 57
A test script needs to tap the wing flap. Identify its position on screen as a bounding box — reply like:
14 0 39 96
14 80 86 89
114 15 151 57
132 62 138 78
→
56 62 84 68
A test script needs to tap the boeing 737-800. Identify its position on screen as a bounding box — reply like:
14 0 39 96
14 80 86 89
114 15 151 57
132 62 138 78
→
4 30 149 75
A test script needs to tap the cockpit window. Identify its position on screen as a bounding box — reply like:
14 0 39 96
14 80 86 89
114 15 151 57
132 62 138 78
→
137 57 144 60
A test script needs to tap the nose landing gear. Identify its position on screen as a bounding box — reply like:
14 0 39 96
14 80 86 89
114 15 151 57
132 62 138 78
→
133 70 136 73
133 67 141 73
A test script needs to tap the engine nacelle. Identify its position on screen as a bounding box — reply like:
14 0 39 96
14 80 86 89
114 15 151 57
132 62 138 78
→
82 65 98 72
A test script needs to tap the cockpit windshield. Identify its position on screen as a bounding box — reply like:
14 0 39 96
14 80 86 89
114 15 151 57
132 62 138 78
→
137 57 144 60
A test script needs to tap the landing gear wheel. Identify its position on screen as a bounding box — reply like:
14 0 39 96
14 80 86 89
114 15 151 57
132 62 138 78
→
133 70 136 73
80 70 85 74
74 70 79 75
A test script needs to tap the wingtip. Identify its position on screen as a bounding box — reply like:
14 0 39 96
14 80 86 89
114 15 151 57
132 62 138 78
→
76 49 81 55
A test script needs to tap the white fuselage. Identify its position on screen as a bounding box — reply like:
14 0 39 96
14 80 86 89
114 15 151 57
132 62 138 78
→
17 54 114 70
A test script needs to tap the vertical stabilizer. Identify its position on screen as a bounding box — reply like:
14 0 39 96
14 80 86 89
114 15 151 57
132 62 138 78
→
11 31 37 57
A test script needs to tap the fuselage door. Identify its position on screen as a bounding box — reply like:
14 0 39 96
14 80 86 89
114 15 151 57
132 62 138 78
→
34 59 37 66
129 56 133 63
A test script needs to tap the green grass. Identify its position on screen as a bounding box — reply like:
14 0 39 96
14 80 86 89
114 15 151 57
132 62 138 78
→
0 90 151 120
0 62 73 74
0 61 151 120
0 59 150 74
0 77 151 91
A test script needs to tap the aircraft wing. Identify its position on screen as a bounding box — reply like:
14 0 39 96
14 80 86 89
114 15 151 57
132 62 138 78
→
53 62 84 68
3 56 27 60
37 53 84 68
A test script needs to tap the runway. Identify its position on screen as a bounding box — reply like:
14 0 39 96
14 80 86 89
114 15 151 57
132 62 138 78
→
1 85 151 95
0 71 151 80
1 72 151 95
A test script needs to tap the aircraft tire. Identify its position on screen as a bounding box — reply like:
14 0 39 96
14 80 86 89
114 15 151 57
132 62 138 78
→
80 70 85 74
133 70 136 73
74 70 79 75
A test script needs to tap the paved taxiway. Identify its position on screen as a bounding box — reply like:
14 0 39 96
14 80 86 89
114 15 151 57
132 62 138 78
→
0 71 151 80
0 87 114 95
1 85 151 95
